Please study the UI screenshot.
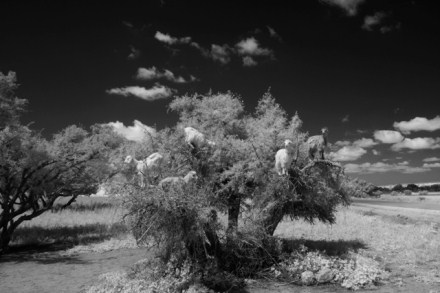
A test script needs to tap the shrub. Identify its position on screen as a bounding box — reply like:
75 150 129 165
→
419 190 428 195
266 246 389 290
403 190 412 196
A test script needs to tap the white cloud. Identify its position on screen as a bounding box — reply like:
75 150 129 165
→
353 138 377 148
372 149 380 155
362 12 386 31
342 115 349 123
107 120 156 142
127 46 140 60
235 37 273 56
243 56 257 66
154 31 191 45
106 85 174 101
423 157 440 162
267 26 282 42
391 137 440 151
334 140 351 147
136 67 193 83
423 162 440 168
393 116 440 134
320 0 365 16
330 146 367 161
374 130 404 144
209 44 232 64
344 161 429 174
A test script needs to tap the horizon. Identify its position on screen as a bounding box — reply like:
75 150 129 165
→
1 0 439 186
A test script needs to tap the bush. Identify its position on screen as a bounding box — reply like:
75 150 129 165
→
419 190 428 195
266 246 389 290
371 191 382 198
391 191 399 196
403 190 412 196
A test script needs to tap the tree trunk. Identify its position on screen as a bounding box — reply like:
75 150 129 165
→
226 192 241 236
0 224 12 253
262 201 286 236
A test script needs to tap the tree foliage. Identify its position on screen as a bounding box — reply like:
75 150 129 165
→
122 91 350 281
0 72 123 252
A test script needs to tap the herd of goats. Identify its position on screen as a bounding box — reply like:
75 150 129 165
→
124 126 329 189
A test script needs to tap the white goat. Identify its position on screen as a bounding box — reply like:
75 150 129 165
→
158 170 198 190
184 127 215 150
307 127 328 161
275 140 295 176
124 152 164 187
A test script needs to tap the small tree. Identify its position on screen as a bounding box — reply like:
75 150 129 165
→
0 73 123 252
123 92 350 280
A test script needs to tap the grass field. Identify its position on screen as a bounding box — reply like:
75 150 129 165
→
275 206 440 285
10 196 129 249
5 196 440 292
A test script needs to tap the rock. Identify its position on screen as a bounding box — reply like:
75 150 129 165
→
301 271 315 285
316 268 334 284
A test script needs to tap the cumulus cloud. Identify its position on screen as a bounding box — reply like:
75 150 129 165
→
344 161 429 174
136 67 194 83
374 130 404 144
334 140 351 147
330 146 367 161
154 31 191 45
127 46 140 60
391 137 440 151
362 12 385 31
361 12 400 33
209 44 232 64
267 26 282 42
236 37 273 56
342 115 349 123
243 56 258 66
372 149 380 155
423 157 440 162
320 0 365 16
423 162 440 168
106 85 174 101
393 116 440 134
107 120 156 142
353 138 377 148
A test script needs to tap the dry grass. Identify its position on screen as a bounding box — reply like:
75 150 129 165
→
275 206 440 284
10 196 129 249
379 193 440 203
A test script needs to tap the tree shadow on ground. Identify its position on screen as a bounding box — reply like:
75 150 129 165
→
281 238 367 256
1 222 128 262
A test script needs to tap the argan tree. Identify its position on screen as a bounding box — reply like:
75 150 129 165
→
122 91 350 281
0 72 123 252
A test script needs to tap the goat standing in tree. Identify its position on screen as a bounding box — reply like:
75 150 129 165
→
124 152 164 187
307 127 328 161
275 139 296 176
184 127 216 150
158 170 198 190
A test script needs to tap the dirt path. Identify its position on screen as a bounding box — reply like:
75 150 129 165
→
0 247 148 293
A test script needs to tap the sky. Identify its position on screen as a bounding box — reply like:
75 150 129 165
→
1 0 439 186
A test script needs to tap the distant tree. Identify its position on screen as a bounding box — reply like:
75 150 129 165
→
429 184 440 192
406 184 419 192
392 184 404 192
123 92 350 279
0 73 123 252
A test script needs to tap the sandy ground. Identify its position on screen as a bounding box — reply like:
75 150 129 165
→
0 247 148 293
